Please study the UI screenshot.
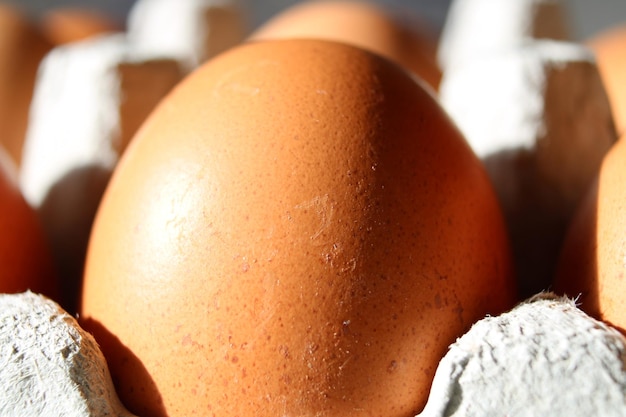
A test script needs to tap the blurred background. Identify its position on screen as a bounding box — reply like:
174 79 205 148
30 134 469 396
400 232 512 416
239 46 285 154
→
5 0 626 40
2 0 624 315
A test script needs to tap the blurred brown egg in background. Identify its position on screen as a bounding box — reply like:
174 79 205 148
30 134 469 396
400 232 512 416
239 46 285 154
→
0 3 51 168
0 145 58 300
39 6 123 45
251 0 442 91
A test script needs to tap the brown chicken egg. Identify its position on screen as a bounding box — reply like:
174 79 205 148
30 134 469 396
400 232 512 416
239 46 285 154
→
587 24 626 137
555 137 626 332
0 4 51 167
79 39 516 416
0 146 58 299
39 7 122 45
251 0 442 91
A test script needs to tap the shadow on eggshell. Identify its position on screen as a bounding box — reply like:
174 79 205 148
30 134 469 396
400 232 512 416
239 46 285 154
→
554 180 604 327
81 317 168 417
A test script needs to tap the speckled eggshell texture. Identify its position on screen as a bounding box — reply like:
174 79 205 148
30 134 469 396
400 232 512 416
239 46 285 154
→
80 39 516 417
555 137 626 333
251 0 441 91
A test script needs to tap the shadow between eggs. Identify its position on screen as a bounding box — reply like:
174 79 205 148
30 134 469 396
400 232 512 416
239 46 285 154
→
37 164 112 314
81 317 168 417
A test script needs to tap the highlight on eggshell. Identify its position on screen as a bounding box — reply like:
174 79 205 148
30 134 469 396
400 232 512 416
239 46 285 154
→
39 6 123 46
555 136 626 334
2 1 626 416
587 23 626 137
79 38 516 416
251 0 441 91
0 3 52 168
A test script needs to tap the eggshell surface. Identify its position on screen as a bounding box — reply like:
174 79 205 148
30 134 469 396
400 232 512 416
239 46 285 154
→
555 137 626 333
80 39 516 417
251 0 441 90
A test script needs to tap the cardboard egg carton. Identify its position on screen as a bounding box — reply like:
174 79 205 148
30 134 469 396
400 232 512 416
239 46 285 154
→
437 0 618 299
4 1 626 416
437 0 570 71
18 0 248 312
127 0 248 70
0 292 136 417
19 34 185 311
3 291 625 416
